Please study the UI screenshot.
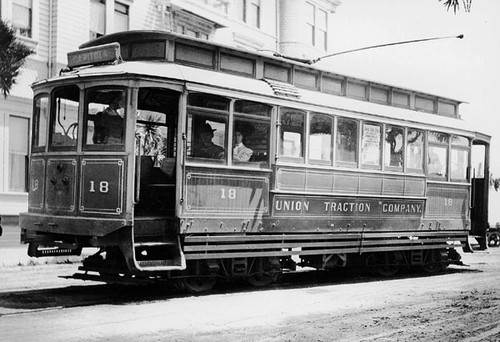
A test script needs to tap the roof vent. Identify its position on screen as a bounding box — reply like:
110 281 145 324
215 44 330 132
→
263 78 301 99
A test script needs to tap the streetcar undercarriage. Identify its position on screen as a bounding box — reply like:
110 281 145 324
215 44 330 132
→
44 228 466 292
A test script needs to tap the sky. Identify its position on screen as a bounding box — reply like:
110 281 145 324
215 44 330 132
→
321 0 500 172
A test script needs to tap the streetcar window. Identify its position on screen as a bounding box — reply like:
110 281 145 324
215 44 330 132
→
33 95 49 150
406 129 424 173
336 118 358 167
361 122 382 169
384 125 404 171
187 93 229 162
279 108 305 160
309 113 332 164
428 132 449 179
233 100 271 167
49 86 79 150
451 135 469 182
84 88 126 149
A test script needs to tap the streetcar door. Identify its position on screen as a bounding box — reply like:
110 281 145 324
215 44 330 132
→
470 141 490 250
134 88 179 216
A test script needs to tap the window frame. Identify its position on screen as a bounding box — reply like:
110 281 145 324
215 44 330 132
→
308 112 333 165
384 124 404 172
278 107 306 163
48 85 80 152
450 135 470 182
335 117 358 168
83 86 128 152
32 93 49 153
427 131 449 181
186 93 230 164
231 99 272 168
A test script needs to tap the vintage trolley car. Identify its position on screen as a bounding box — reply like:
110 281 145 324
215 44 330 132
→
19 31 490 291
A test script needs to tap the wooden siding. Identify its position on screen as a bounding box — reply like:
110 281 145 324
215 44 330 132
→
276 166 426 197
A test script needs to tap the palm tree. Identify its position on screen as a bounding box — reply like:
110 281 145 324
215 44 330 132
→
440 0 472 13
0 20 34 98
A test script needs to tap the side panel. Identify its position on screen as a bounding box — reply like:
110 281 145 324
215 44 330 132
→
184 171 269 216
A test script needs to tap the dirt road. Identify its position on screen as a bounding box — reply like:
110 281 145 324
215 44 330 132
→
1 248 500 341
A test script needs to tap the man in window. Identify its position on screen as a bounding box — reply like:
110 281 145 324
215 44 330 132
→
194 122 224 159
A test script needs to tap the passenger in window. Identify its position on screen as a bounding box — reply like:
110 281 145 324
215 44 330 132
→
93 94 125 144
233 130 253 162
194 123 224 159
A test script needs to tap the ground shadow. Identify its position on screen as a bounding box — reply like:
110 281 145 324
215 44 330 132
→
0 264 482 313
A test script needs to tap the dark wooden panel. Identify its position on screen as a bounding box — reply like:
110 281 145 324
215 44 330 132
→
29 158 45 210
45 158 77 213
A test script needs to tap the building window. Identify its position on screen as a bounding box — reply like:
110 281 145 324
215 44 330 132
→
114 2 129 32
9 116 30 192
12 0 32 38
317 9 328 51
306 2 328 50
236 0 261 28
306 2 315 47
90 0 106 40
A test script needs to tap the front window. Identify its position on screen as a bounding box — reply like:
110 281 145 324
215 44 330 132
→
85 88 126 149
13 0 32 38
33 95 49 150
50 86 79 150
9 116 29 192
186 93 229 162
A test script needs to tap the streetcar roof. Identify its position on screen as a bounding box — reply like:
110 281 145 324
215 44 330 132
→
34 60 488 140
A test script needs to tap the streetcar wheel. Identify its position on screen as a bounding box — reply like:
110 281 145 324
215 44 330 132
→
366 252 401 277
488 233 500 247
422 250 445 274
247 272 279 287
247 257 281 287
182 276 217 293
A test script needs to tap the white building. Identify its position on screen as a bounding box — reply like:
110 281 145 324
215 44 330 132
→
0 0 341 216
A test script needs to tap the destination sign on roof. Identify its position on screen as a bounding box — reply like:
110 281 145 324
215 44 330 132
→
67 42 121 68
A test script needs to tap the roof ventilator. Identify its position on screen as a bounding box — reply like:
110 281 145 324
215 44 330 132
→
263 78 301 99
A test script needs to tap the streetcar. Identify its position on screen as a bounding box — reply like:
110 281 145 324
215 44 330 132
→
18 31 490 292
